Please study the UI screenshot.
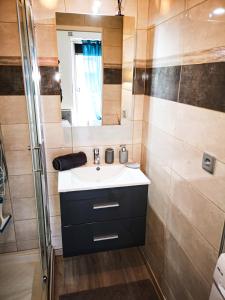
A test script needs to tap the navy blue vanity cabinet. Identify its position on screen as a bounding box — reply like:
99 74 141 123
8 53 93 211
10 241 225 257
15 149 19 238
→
60 185 148 257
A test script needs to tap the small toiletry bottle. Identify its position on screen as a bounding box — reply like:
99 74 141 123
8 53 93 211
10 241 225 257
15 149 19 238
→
105 148 114 164
119 145 128 164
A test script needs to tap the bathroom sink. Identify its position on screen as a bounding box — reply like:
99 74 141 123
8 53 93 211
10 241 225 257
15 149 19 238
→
71 164 125 183
58 164 150 192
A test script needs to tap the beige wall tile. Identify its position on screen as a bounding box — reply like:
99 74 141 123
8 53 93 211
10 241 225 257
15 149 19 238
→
123 16 136 38
0 242 17 254
102 115 120 125
137 0 149 29
0 96 28 125
65 0 116 15
12 198 37 221
1 124 30 151
17 240 39 251
51 236 62 250
167 202 218 285
187 0 207 8
0 0 17 23
136 29 147 60
123 36 135 63
103 100 121 116
47 172 58 195
148 0 186 27
33 0 65 25
44 123 65 148
143 125 177 168
35 24 58 58
133 120 143 144
132 143 142 163
143 95 150 122
103 85 121 101
123 0 138 18
147 154 171 224
15 219 38 242
41 95 61 123
103 28 122 47
171 139 225 212
5 150 32 176
133 95 144 120
165 232 211 300
170 171 225 250
174 103 225 162
50 216 61 237
194 161 225 213
104 46 122 65
49 195 60 217
9 174 35 199
0 23 20 56
149 97 177 135
121 88 134 121
45 147 72 172
72 123 133 147
148 14 183 60
182 0 225 55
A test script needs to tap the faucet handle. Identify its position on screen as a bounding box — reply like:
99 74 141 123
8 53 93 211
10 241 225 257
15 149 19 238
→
93 148 99 154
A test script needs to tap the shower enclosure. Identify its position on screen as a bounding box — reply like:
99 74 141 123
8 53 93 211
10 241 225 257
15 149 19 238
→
5 0 53 298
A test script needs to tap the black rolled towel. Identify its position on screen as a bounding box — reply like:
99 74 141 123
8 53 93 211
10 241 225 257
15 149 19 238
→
52 152 87 171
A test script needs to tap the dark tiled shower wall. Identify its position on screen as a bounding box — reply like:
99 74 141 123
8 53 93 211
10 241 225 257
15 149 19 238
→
134 62 225 113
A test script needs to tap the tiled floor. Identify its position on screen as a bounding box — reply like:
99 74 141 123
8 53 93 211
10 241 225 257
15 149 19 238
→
54 247 160 300
0 249 43 300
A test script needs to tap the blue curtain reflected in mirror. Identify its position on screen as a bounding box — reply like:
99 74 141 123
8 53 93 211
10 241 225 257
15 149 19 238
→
82 40 102 124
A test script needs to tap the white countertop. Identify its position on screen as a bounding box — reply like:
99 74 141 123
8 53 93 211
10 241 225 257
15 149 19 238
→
58 164 151 193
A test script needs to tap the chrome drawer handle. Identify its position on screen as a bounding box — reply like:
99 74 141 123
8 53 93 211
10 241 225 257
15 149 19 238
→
93 234 119 242
93 202 120 210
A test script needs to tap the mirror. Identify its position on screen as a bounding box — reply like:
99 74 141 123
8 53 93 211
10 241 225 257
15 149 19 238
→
56 13 124 127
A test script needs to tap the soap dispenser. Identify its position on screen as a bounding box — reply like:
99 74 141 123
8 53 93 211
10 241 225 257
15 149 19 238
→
119 145 128 164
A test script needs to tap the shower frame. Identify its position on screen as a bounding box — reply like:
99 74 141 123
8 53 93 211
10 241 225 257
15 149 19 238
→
16 0 53 298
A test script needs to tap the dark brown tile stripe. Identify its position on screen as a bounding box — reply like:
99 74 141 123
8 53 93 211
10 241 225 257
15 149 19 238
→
39 66 61 95
104 68 122 84
178 62 225 112
0 66 24 95
137 62 225 113
145 66 181 102
0 65 60 95
133 67 145 95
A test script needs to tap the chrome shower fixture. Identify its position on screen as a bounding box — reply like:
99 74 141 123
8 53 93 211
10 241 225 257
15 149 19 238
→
116 0 124 16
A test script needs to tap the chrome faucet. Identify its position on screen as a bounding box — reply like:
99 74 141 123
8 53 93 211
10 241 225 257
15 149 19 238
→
93 148 100 165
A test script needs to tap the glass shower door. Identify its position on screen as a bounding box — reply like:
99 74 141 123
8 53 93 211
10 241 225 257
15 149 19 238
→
16 0 52 295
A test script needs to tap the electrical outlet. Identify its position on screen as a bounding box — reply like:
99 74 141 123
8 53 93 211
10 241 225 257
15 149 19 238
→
202 153 216 174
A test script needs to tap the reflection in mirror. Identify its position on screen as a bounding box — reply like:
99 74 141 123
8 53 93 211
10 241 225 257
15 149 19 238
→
56 13 123 127
57 31 103 126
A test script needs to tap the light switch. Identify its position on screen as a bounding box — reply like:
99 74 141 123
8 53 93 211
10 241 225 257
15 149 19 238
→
202 152 216 174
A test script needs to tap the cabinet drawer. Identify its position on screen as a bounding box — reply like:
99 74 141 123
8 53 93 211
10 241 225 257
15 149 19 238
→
60 185 148 226
62 217 146 257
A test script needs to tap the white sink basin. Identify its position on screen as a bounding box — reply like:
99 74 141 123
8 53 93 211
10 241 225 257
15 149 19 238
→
71 164 126 183
58 164 150 192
